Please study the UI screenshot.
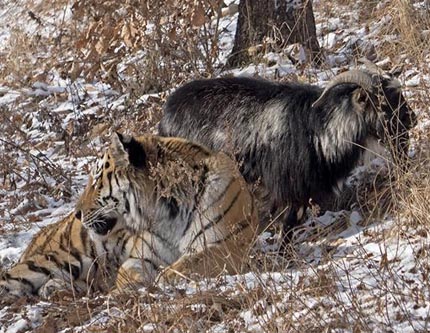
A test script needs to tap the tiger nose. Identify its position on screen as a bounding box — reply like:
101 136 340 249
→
75 210 82 220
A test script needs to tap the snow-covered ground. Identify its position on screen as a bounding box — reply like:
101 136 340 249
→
0 0 429 331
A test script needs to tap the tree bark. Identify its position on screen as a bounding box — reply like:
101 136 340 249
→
227 0 270 67
227 0 321 67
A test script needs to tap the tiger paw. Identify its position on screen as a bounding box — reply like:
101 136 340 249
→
38 278 69 299
155 266 190 286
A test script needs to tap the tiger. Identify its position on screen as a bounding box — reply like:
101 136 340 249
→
75 132 259 286
0 133 259 299
0 212 145 300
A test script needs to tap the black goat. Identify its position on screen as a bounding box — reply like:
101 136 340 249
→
158 68 417 244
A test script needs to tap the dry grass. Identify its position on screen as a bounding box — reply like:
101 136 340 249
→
0 0 430 332
375 0 430 62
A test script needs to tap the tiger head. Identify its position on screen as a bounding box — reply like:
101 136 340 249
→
75 132 155 238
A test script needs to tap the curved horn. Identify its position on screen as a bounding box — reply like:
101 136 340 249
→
312 70 375 108
357 57 384 75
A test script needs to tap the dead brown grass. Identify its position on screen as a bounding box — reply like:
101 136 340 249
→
375 0 430 62
1 0 430 331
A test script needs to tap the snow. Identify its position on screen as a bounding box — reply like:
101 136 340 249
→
0 90 20 105
3 319 29 333
405 74 422 87
0 0 429 331
322 32 337 49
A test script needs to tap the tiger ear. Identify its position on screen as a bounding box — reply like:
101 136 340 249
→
111 132 147 168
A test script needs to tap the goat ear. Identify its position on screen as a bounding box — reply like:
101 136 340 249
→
111 132 147 168
352 87 369 110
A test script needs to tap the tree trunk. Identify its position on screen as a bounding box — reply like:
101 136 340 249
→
227 0 270 67
227 0 321 67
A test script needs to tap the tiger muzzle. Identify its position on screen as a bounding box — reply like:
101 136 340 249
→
91 217 118 235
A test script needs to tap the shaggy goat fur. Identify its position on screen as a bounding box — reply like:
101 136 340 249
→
158 73 416 243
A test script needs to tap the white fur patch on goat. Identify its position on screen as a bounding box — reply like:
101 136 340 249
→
360 137 387 165
256 101 285 146
317 101 365 163
213 129 227 143
386 78 401 89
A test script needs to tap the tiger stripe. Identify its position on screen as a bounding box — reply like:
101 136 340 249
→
0 213 145 300
75 133 260 286
1 133 260 300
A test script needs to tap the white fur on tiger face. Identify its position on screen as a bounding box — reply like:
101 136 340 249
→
76 133 260 287
0 133 259 301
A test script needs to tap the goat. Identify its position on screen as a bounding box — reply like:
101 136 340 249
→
158 67 417 246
